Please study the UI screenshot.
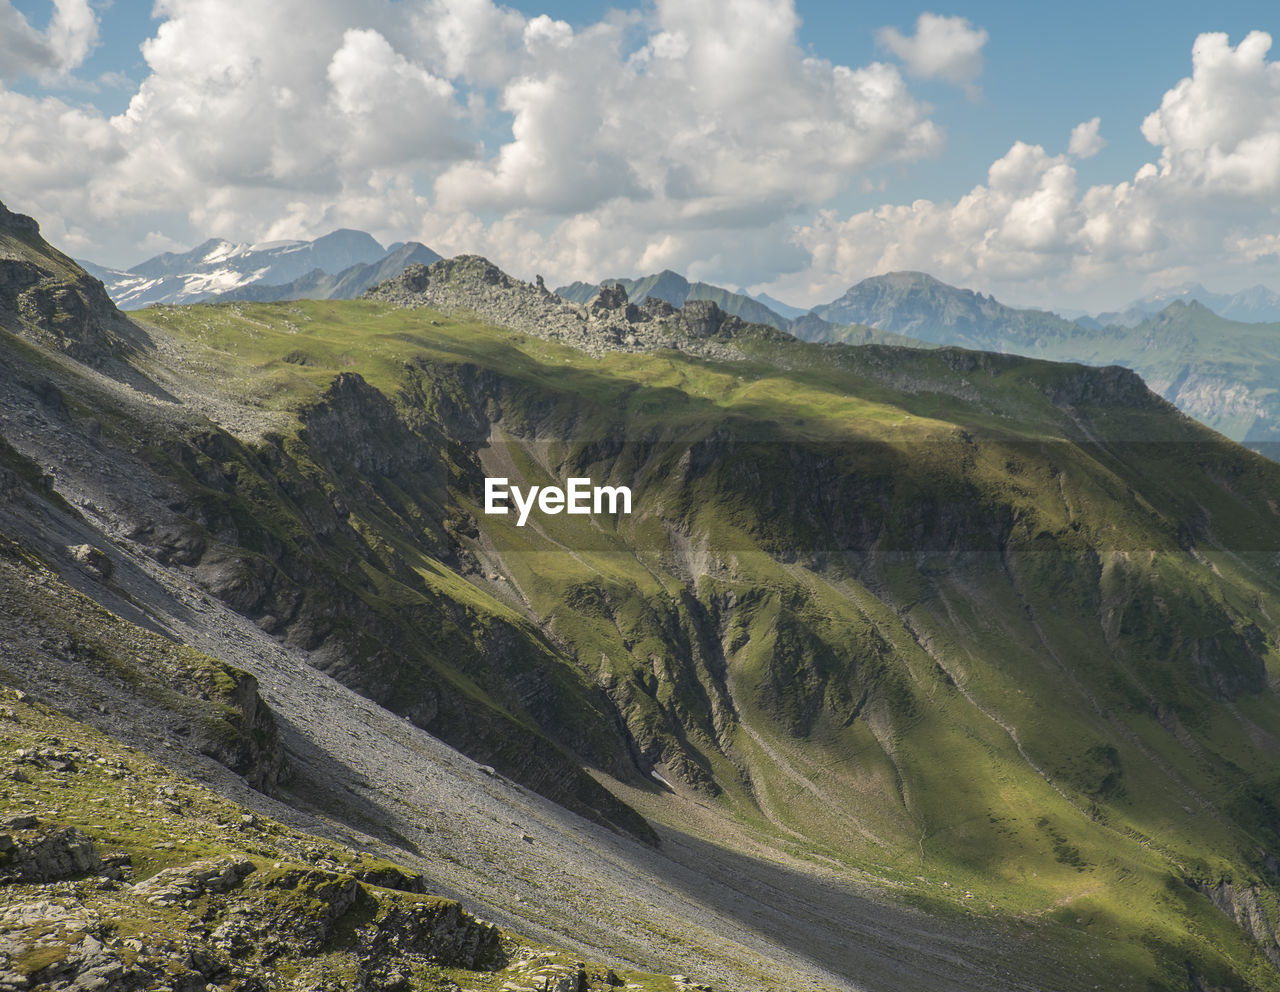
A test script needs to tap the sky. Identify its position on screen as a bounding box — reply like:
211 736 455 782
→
2 0 1278 312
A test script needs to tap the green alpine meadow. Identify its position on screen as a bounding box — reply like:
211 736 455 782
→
4 197 1280 990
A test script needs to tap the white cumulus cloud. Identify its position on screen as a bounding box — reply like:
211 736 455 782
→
877 13 988 93
0 0 98 81
433 0 944 285
774 30 1280 310
1141 30 1280 197
1068 117 1105 159
0 0 947 284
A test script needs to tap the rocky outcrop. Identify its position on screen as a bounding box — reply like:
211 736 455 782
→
0 855 502 992
190 667 288 794
67 544 111 582
0 822 102 883
1194 877 1280 970
133 857 256 906
365 255 775 359
0 202 40 234
354 895 502 968
0 199 142 367
1043 362 1166 410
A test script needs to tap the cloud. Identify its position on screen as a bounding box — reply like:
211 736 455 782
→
437 0 942 227
5 0 475 251
46 0 97 72
408 0 527 87
877 13 988 93
1141 30 1280 196
1068 117 1105 159
0 0 98 81
0 0 946 282
777 30 1280 309
426 0 945 286
791 140 1081 299
10 3 1275 314
326 28 465 167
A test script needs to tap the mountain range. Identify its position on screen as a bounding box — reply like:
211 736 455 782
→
80 229 441 308
551 267 1280 459
6 198 1280 990
1078 282 1280 327
782 270 1280 456
76 224 1280 461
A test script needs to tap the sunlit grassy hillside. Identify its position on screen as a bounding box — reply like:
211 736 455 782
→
119 295 1280 991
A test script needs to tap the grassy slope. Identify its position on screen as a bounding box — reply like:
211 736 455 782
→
124 297 1280 991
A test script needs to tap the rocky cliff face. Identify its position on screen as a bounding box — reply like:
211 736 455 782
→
0 201 40 235
0 200 143 367
1195 878 1280 970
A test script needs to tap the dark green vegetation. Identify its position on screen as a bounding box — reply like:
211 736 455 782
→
4 203 1280 990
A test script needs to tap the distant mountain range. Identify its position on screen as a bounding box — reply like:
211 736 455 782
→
1074 281 1280 327
779 270 1280 457
805 270 1082 351
80 228 1280 458
554 264 1280 456
80 229 440 308
207 241 443 304
744 290 809 320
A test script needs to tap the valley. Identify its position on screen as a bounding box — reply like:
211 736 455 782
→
3 204 1280 991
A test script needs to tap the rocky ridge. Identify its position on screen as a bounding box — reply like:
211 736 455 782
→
0 201 142 368
365 256 783 359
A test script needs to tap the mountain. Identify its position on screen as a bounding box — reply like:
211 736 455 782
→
209 241 443 303
80 228 392 308
1225 283 1280 322
555 269 792 330
809 270 1088 351
1045 300 1280 455
8 210 1280 990
1085 281 1280 326
0 199 146 367
807 271 1280 457
747 289 809 320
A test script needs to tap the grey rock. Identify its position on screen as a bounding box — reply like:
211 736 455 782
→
1194 877 1280 969
133 856 255 905
67 544 112 582
363 255 770 362
0 826 101 882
